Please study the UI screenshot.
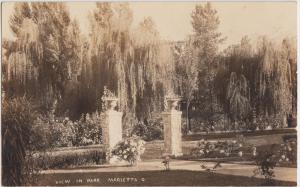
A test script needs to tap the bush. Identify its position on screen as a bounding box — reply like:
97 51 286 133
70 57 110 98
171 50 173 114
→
253 141 297 185
35 112 103 148
72 113 103 146
2 97 39 185
111 136 145 165
131 115 163 141
253 144 278 185
48 118 75 147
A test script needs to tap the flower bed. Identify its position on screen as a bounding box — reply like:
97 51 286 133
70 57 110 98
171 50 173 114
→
189 135 255 160
182 128 296 141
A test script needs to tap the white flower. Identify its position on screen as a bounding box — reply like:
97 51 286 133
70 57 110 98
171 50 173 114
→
238 144 242 148
286 158 289 162
132 142 138 147
238 151 243 157
124 155 127 159
119 150 122 154
219 150 225 154
281 155 286 159
232 140 237 144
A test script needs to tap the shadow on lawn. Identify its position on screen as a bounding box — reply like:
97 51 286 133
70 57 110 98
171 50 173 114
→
37 170 296 186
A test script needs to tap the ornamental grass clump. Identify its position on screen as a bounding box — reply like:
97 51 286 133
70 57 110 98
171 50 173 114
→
111 136 145 165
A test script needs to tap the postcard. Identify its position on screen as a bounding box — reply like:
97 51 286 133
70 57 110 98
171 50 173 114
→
1 1 297 186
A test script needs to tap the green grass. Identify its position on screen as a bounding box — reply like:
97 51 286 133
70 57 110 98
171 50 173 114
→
37 170 296 186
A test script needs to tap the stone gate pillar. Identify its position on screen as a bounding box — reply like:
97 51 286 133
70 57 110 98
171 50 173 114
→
162 95 183 157
101 89 123 162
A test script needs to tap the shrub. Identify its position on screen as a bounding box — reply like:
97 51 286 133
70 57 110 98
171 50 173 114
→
2 97 39 185
253 141 297 185
48 118 75 147
131 115 163 141
35 112 103 148
253 145 278 185
111 136 145 165
72 113 103 146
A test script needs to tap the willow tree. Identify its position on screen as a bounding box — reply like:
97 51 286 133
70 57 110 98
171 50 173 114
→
88 3 167 122
215 36 296 127
226 72 251 121
132 17 162 120
88 2 133 115
3 3 41 99
3 2 82 113
255 37 295 121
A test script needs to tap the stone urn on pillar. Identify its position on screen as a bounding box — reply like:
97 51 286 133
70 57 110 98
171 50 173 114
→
101 87 123 163
162 93 183 157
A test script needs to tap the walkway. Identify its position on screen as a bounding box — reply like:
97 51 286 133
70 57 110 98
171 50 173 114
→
41 159 296 182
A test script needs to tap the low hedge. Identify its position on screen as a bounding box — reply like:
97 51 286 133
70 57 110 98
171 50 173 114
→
35 149 106 169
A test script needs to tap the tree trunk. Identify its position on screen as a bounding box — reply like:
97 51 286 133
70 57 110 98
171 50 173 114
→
186 100 191 133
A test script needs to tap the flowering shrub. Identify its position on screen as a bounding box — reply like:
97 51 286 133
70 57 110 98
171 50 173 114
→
72 113 103 146
253 140 297 185
191 136 252 158
131 115 163 141
278 140 297 164
35 112 103 148
111 136 145 165
253 147 277 185
49 118 75 147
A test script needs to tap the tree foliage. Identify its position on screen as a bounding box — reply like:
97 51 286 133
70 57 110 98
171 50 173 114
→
2 2 297 132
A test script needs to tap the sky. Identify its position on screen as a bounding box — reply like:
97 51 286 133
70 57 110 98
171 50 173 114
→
1 2 297 49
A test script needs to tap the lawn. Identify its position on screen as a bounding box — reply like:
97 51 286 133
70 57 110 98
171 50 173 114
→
37 170 296 186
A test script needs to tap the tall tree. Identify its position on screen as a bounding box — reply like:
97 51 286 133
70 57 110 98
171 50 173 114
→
190 3 225 130
3 2 82 114
173 38 199 132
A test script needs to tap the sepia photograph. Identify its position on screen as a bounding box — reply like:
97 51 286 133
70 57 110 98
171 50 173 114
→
1 1 297 186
